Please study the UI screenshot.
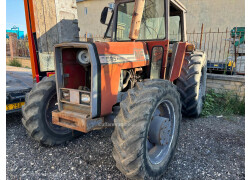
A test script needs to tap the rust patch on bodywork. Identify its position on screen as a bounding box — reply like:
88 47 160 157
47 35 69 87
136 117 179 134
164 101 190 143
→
52 110 103 133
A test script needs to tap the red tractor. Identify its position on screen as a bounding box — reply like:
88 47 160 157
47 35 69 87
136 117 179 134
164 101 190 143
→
22 0 207 179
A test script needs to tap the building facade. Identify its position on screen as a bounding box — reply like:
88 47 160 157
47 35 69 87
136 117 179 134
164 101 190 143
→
76 0 114 40
181 0 245 32
76 0 245 38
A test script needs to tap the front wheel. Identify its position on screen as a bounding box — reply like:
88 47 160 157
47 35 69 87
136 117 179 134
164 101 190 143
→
111 80 181 179
22 76 79 146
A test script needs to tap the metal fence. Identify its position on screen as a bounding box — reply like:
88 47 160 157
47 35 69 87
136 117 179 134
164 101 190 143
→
187 26 245 75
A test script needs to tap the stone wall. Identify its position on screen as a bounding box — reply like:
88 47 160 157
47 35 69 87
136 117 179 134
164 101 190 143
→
6 56 31 69
206 73 245 98
9 34 18 59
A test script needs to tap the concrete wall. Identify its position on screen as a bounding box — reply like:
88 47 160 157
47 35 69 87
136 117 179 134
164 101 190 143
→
206 73 245 99
180 0 245 32
77 0 114 40
33 0 79 71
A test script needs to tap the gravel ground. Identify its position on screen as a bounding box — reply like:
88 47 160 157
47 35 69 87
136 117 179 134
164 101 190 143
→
7 113 245 179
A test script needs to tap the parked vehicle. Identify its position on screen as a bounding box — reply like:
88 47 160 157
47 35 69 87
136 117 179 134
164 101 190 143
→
6 66 32 114
23 0 207 179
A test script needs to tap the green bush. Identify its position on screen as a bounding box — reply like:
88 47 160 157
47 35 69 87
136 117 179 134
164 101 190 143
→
9 59 22 67
202 89 245 117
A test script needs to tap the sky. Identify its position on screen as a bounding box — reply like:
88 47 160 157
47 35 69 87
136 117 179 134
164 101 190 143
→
6 0 27 34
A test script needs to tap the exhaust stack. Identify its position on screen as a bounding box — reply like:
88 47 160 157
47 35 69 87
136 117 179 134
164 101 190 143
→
129 0 145 41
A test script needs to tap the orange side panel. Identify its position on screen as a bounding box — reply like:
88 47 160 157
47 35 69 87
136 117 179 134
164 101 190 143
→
24 0 39 81
95 42 147 55
95 42 149 116
169 42 188 81
27 0 36 33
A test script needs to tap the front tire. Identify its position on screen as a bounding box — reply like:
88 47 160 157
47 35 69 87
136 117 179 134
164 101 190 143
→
22 76 79 146
111 80 181 179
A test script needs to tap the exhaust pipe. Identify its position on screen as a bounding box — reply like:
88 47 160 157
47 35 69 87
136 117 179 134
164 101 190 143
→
129 0 145 41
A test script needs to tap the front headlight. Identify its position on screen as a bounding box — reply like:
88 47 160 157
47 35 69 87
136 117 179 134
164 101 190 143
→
77 49 90 65
80 93 91 104
186 44 195 52
62 90 70 101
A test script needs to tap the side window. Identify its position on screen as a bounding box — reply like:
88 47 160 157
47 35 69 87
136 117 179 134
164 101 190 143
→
169 16 181 42
84 7 88 15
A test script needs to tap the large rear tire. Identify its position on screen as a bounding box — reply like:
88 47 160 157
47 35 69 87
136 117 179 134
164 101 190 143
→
22 76 79 146
111 80 181 179
175 51 207 118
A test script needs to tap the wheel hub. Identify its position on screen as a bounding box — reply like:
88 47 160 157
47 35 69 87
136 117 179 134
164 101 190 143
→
148 116 172 146
147 100 176 165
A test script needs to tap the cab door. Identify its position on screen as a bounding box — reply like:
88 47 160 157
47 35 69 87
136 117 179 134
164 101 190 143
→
113 0 169 79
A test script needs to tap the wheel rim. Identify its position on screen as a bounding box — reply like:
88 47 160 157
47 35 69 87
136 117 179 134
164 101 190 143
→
147 100 176 165
45 92 71 135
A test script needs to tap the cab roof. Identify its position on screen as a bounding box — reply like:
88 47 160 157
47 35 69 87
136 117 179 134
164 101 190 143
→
171 0 187 12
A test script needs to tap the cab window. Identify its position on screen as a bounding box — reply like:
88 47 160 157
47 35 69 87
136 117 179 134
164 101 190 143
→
169 2 183 42
169 16 181 42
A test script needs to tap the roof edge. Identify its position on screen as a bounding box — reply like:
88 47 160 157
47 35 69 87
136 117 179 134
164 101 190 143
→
171 0 187 12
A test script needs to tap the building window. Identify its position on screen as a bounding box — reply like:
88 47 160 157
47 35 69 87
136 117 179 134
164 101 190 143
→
84 7 88 15
108 3 114 11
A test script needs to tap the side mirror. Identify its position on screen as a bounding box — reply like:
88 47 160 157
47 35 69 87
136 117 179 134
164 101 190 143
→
100 7 109 24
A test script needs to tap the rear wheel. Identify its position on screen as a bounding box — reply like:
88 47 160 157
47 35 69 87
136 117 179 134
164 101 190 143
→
111 80 181 179
176 51 207 117
22 76 79 146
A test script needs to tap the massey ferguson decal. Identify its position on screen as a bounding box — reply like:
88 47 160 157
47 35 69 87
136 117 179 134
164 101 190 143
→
99 49 149 64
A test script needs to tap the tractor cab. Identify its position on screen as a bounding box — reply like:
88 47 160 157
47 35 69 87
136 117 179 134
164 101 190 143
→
100 0 192 81
102 0 187 43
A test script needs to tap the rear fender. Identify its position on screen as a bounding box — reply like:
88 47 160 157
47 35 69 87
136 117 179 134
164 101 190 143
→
168 42 190 81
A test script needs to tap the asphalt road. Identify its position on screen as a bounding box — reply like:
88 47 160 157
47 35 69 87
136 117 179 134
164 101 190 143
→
7 113 245 179
6 66 33 92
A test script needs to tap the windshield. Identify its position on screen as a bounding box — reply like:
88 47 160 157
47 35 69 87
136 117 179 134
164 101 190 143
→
116 0 165 41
